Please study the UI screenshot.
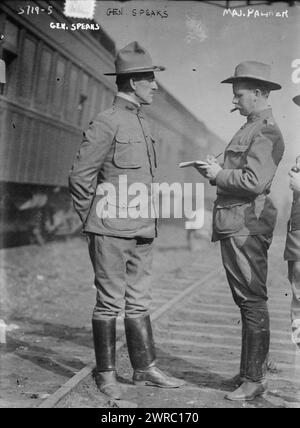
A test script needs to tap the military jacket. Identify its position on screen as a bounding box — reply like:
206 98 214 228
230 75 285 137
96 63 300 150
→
289 188 300 231
69 96 158 238
212 108 285 242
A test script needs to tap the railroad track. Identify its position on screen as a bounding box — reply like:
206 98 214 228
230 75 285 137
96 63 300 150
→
2 227 216 408
39 259 224 408
3 234 299 408
38 237 300 408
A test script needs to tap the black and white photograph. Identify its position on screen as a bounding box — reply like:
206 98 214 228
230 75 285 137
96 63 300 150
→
0 0 300 411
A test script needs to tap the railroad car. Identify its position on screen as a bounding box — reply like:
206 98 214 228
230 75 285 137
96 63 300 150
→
0 0 224 246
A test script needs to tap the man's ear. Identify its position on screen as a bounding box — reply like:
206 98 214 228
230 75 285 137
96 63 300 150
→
129 78 136 91
255 88 262 98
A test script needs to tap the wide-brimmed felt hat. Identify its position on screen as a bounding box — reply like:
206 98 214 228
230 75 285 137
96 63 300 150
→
221 61 281 91
104 41 165 76
293 95 300 106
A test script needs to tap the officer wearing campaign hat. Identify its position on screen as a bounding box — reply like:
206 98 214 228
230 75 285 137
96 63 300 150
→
69 42 183 400
195 61 285 401
220 60 281 90
284 95 300 349
104 40 165 75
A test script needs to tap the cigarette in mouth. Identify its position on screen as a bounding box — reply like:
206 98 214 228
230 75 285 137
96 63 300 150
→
230 107 238 113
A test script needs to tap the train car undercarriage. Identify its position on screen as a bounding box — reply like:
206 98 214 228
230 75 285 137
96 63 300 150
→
0 182 81 246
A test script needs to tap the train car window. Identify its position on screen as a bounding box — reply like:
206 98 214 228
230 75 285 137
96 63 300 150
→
1 19 19 98
0 49 17 97
81 73 89 96
76 72 89 127
3 19 18 52
52 56 66 113
35 47 53 107
65 65 79 123
86 78 95 121
87 82 113 120
17 36 36 99
96 84 105 115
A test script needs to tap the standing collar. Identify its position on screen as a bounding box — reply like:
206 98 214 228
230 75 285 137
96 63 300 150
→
247 107 272 123
117 92 141 107
114 95 143 116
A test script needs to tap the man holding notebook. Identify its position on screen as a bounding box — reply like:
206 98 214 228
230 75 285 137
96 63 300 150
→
195 61 285 401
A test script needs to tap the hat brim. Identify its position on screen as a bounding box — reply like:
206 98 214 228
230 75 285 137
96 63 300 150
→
104 65 165 76
221 76 281 91
293 95 300 106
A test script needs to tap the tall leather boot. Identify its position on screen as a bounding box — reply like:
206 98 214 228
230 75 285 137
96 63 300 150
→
225 327 269 401
125 315 184 388
92 318 122 399
224 314 247 388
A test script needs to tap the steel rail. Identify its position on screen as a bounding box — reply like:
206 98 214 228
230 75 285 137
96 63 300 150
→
39 267 223 408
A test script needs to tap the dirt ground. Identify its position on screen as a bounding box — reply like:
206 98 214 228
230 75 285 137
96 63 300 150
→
0 222 208 407
57 233 300 409
1 222 299 408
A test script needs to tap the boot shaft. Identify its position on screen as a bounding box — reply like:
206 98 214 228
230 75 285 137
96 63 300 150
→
92 318 116 372
246 328 270 382
240 307 270 382
125 315 156 370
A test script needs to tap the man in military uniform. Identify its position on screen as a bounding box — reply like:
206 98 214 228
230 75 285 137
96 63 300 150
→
284 95 300 349
69 42 183 400
197 61 285 401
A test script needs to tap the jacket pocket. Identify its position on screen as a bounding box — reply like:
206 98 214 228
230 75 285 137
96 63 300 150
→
226 144 249 153
214 201 248 235
100 200 152 233
224 144 249 165
113 134 143 169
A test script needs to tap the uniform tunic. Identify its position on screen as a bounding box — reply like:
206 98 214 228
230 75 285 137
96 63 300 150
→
213 107 284 381
213 107 284 305
212 108 285 242
69 96 157 239
284 189 300 261
284 170 300 323
69 96 158 319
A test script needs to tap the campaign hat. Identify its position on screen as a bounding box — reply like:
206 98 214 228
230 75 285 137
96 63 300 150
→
104 41 165 76
221 61 281 90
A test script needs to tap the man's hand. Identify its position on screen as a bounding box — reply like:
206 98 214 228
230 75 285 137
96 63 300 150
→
193 163 209 178
200 162 223 180
289 170 300 192
193 155 222 180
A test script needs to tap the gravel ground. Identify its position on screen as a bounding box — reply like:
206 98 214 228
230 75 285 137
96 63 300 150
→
0 222 199 326
0 222 210 407
1 223 299 409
